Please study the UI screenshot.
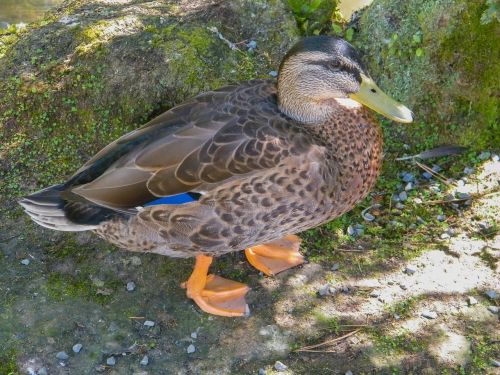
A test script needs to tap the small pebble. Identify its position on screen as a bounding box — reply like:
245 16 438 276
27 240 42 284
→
191 331 198 339
37 368 48 375
421 310 438 319
345 371 353 375
399 283 407 291
440 232 450 239
414 198 423 204
409 223 417 230
319 284 335 296
370 291 380 298
457 179 465 187
20 259 30 265
491 359 500 367
432 164 442 173
402 172 415 183
404 182 413 191
422 171 433 179
331 263 340 271
247 40 257 50
187 344 196 354
398 191 408 202
492 154 499 162
274 361 288 372
395 202 405 209
140 355 149 366
478 151 491 160
126 281 136 292
391 194 400 203
106 356 116 366
463 167 474 175
363 212 375 222
404 266 417 275
347 225 355 236
437 215 446 222
268 70 278 77
259 369 267 375
144 320 155 327
485 290 498 300
56 351 69 360
467 296 478 306
72 343 83 353
487 306 499 314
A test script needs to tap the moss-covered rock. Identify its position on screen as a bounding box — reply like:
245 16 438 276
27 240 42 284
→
0 0 299 210
353 0 500 150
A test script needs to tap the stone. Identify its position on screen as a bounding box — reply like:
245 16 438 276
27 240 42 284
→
467 296 478 306
20 259 30 265
485 290 498 300
187 344 196 354
56 351 69 360
402 172 415 183
429 330 471 367
437 215 446 222
140 355 149 366
491 359 500 367
126 281 136 292
72 343 83 353
259 369 267 375
106 356 116 366
274 361 288 371
191 331 198 339
37 368 48 375
421 310 438 319
144 320 155 327
422 172 433 180
331 263 340 271
487 306 499 314
478 151 491 160
398 191 408 201
404 182 413 191
463 167 475 175
404 266 417 275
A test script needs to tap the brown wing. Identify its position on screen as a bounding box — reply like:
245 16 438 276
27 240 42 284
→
68 80 312 209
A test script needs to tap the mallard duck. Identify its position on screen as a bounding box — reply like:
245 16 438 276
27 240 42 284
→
20 36 412 317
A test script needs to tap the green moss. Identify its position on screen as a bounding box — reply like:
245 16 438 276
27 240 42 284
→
355 0 500 150
370 328 425 354
46 272 117 304
0 348 19 375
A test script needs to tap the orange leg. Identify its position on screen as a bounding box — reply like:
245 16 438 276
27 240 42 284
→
181 254 250 317
245 234 304 276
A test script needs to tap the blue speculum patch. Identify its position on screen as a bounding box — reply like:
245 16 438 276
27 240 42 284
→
143 192 201 206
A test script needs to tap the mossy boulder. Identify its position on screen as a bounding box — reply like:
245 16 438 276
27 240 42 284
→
353 0 500 150
0 0 299 210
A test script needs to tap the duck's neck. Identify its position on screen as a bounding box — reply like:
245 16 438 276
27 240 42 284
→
277 79 337 124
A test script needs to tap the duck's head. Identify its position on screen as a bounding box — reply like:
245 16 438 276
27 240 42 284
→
277 36 413 124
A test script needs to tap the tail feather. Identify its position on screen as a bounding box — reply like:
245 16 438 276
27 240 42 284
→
19 184 116 232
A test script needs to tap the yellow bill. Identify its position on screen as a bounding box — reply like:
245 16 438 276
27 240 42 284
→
350 74 413 123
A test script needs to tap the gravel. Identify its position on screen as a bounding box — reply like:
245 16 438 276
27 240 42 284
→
401 172 415 183
398 191 408 202
72 343 83 353
274 361 288 371
404 182 414 191
144 320 155 327
140 355 149 366
187 344 196 354
20 259 30 265
485 290 498 300
487 306 499 314
126 281 136 292
421 310 438 319
37 368 48 375
269 70 278 77
467 296 478 306
56 351 69 360
404 266 417 275
191 331 198 339
437 215 446 222
106 356 116 366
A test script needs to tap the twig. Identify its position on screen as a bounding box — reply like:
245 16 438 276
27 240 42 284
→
415 160 455 186
294 328 361 352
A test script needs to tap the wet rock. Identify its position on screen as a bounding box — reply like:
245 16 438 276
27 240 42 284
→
56 351 69 360
106 356 116 366
144 320 155 327
487 306 499 314
274 361 288 371
421 310 438 319
21 259 30 265
72 343 83 353
187 344 196 354
467 296 478 306
126 281 136 292
140 355 149 366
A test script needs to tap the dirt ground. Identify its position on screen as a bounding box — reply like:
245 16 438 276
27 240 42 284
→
1 155 499 374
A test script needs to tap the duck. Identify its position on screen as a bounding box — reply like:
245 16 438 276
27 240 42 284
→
20 36 412 317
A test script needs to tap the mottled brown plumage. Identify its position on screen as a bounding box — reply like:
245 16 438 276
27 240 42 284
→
20 36 411 316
